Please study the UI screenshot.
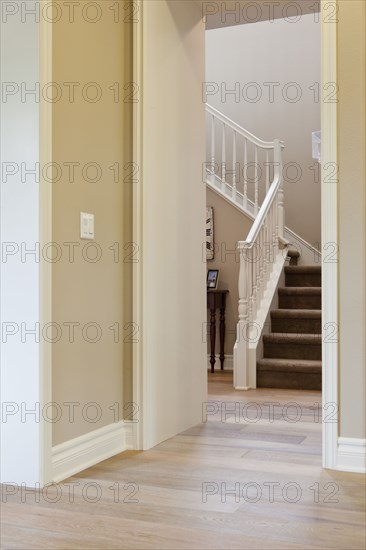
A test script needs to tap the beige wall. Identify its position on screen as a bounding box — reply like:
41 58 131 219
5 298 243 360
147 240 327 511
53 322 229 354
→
206 14 321 248
52 11 132 445
51 0 366 449
139 0 207 448
338 0 366 439
206 188 252 354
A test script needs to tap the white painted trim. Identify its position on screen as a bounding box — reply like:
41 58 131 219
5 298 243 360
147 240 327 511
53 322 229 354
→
52 422 127 483
132 1 145 451
337 438 366 474
39 18 53 485
132 0 340 472
207 355 233 370
321 0 339 470
125 421 139 450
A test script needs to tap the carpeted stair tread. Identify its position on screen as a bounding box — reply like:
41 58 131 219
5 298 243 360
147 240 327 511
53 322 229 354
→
263 334 322 345
257 358 322 374
270 309 322 335
285 266 321 287
278 287 321 295
271 309 321 319
278 287 321 308
263 333 321 360
285 266 321 274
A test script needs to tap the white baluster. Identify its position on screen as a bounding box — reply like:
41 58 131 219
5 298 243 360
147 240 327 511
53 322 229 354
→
258 230 264 304
264 220 269 283
275 194 279 249
268 203 273 266
243 138 248 210
254 145 259 215
259 226 265 300
256 237 261 307
270 193 275 251
232 131 237 200
221 123 226 191
275 139 285 240
211 114 215 185
248 248 253 323
266 150 269 193
272 198 277 255
252 249 257 319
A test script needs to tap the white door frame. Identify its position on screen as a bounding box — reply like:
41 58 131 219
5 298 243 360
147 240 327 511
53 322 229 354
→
320 0 338 469
132 0 145 450
36 0 339 474
130 0 339 465
40 16 53 484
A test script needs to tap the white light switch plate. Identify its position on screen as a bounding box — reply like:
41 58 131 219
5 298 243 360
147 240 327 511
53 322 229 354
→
80 212 94 239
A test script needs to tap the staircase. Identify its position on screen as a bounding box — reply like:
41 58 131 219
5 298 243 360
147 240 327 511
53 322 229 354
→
205 104 322 390
258 262 322 390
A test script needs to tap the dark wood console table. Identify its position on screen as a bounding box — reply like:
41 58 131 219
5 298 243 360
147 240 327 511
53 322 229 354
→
207 289 229 373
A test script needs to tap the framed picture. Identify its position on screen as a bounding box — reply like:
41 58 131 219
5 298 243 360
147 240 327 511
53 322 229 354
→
207 269 219 289
206 206 214 260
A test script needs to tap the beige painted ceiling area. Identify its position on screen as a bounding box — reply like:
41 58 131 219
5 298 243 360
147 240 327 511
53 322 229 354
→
195 0 320 29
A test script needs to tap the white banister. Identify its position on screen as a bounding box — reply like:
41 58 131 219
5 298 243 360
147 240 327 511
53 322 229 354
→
205 104 284 217
235 139 284 389
205 105 285 390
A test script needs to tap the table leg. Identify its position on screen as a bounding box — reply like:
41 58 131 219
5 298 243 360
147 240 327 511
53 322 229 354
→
219 306 225 370
209 308 216 373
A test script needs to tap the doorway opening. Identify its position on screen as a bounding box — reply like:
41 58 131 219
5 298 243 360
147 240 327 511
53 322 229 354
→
203 3 325 464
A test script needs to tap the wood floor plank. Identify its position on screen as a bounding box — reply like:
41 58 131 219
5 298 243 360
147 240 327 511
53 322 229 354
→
1 372 365 549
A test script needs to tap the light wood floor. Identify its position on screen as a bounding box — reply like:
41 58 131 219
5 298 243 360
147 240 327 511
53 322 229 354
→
1 372 365 549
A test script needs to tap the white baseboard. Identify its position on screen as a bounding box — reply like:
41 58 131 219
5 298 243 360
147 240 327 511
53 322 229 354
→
207 354 233 371
52 421 127 483
124 420 138 450
336 437 366 474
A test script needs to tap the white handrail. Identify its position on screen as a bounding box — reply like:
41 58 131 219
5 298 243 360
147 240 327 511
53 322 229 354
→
206 104 285 150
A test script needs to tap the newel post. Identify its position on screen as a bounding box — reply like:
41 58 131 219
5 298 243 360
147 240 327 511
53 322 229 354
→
233 241 250 389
